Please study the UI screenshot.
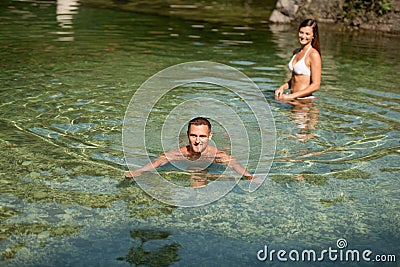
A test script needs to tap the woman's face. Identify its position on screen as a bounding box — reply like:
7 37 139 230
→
298 26 314 46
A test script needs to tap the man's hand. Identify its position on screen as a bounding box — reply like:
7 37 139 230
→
125 170 142 178
246 176 264 184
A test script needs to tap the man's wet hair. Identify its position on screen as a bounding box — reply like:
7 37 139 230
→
188 117 211 132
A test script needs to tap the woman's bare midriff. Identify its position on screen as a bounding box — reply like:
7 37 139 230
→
291 75 313 97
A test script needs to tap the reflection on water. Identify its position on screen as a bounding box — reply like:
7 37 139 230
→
289 98 319 143
0 1 399 266
56 0 79 28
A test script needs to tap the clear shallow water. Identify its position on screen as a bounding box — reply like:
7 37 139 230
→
1 1 399 266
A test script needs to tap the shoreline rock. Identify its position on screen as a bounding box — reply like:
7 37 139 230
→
269 0 400 34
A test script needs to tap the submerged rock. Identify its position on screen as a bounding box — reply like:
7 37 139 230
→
33 191 48 200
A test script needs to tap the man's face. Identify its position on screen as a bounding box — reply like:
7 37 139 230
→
187 124 211 153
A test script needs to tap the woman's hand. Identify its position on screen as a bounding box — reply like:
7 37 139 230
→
275 87 296 101
274 86 285 99
275 81 291 100
277 93 295 101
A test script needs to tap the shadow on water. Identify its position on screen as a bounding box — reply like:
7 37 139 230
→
116 229 180 267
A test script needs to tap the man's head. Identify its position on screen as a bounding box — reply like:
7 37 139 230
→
187 117 212 153
187 117 211 132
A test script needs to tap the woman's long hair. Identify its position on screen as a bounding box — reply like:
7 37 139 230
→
299 19 321 55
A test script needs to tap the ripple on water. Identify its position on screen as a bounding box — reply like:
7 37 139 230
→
21 175 120 194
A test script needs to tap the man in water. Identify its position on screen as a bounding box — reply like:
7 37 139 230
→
125 117 254 181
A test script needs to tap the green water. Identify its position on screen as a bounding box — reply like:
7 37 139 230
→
1 1 399 266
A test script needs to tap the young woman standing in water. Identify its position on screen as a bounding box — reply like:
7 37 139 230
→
275 19 322 100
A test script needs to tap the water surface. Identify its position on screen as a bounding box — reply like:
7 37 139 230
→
0 1 399 266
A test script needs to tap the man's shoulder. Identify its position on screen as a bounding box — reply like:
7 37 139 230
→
164 146 187 155
214 148 230 157
161 146 188 161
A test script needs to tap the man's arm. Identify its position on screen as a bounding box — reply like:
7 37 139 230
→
214 151 253 180
228 158 254 180
125 153 169 178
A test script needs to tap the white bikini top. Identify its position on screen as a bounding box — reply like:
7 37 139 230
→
288 46 312 76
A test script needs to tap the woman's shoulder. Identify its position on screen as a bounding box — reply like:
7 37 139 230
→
308 48 322 67
309 47 321 59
